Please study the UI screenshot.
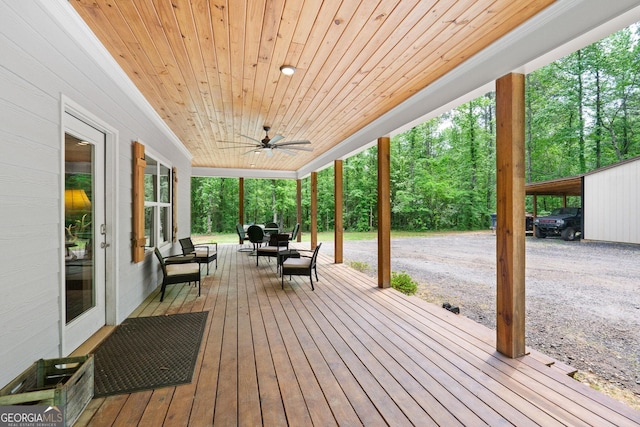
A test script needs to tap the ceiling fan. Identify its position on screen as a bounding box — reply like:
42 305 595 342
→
221 126 313 157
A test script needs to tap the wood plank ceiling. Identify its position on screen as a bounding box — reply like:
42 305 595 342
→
71 0 554 172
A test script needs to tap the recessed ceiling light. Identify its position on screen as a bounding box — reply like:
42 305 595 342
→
280 65 296 76
250 164 256 168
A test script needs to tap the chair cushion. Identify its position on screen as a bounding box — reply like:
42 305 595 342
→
282 257 311 268
193 247 215 257
163 254 195 264
166 263 200 276
257 246 284 254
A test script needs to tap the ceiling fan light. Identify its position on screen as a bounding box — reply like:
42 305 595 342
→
280 65 296 76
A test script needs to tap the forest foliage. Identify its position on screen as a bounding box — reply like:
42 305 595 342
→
191 25 640 234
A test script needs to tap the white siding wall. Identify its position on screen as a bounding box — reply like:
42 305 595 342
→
0 1 192 387
584 158 640 244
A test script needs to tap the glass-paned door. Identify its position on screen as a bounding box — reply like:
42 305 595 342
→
64 113 106 353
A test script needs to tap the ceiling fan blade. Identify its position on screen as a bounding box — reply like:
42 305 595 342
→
277 148 298 156
280 146 313 152
269 134 284 144
243 148 261 155
220 141 258 146
265 148 274 157
240 134 262 144
219 145 259 149
271 140 311 147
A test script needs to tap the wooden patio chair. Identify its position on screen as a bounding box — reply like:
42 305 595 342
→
281 243 321 290
154 248 200 301
179 237 217 275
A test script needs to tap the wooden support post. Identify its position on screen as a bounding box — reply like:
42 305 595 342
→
238 177 244 243
296 179 302 242
496 73 526 358
334 160 344 264
311 172 318 249
378 137 391 288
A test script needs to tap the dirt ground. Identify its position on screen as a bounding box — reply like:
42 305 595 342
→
321 231 640 410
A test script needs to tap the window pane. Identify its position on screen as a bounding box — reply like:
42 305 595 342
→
142 155 172 247
144 157 157 202
160 165 170 203
65 134 95 323
160 206 170 243
145 206 155 247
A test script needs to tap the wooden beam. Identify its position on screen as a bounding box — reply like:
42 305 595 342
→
310 172 318 249
334 160 344 264
239 177 244 244
378 137 391 288
495 73 526 358
296 179 302 242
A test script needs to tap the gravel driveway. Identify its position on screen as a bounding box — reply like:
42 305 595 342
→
321 232 640 407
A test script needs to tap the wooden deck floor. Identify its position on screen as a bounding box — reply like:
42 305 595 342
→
76 244 640 426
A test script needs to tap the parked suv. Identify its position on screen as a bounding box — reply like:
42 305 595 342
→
534 207 581 241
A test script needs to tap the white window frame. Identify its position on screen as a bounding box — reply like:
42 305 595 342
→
144 150 173 249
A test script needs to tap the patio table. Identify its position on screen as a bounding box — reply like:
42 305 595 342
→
264 227 280 235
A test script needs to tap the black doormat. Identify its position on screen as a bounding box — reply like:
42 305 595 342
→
93 311 208 397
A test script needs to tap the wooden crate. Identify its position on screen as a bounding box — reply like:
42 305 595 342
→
0 355 94 427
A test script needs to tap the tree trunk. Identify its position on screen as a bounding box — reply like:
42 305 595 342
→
577 50 586 173
525 75 533 183
595 70 602 168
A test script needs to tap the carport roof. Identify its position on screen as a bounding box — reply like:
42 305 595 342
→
525 176 583 196
525 155 640 196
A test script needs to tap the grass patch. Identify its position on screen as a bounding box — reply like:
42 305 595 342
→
347 260 369 272
391 271 418 296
